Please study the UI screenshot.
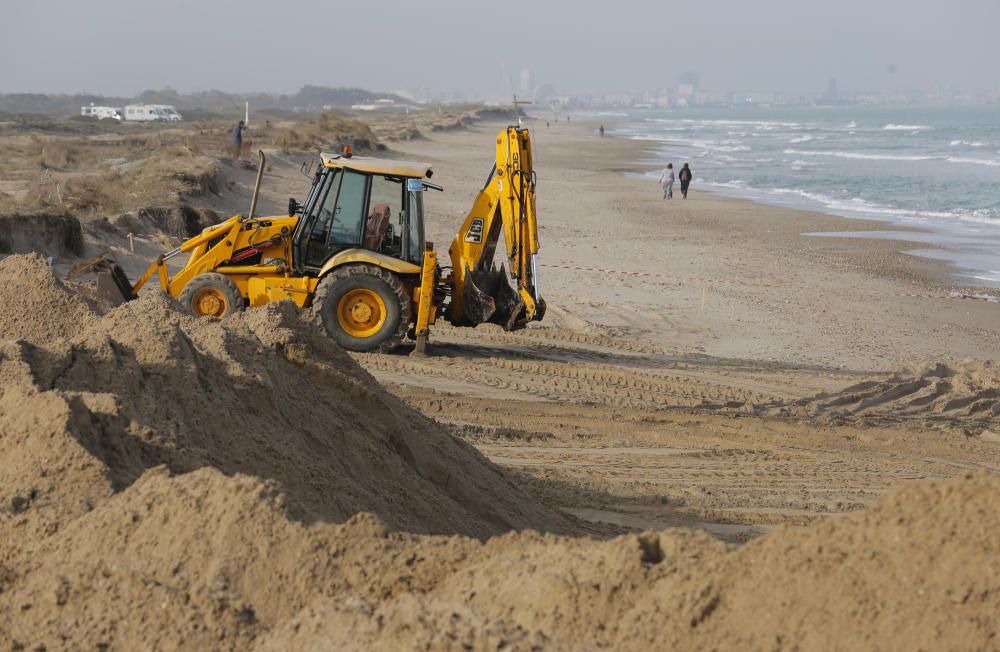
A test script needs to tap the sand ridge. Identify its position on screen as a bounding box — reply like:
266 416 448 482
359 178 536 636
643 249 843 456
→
0 118 998 648
0 255 997 650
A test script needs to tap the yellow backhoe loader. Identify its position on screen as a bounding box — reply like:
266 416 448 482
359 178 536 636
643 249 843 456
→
95 126 544 352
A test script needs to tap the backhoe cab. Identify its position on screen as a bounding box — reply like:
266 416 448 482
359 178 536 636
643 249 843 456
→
95 126 544 353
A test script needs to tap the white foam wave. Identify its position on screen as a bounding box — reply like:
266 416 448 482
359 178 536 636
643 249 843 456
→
783 149 938 162
648 118 800 128
708 179 749 190
705 181 1000 227
883 123 931 131
950 140 987 147
946 157 1000 168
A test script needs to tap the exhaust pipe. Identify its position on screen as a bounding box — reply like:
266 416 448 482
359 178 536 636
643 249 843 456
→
246 150 265 222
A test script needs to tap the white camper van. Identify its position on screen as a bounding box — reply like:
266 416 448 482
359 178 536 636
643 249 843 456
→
80 104 122 121
123 104 183 122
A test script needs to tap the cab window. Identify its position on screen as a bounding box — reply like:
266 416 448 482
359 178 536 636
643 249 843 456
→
366 175 405 258
328 169 368 246
304 169 340 267
406 190 424 264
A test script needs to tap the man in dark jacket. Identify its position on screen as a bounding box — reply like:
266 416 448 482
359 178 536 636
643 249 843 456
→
230 120 246 161
679 163 693 199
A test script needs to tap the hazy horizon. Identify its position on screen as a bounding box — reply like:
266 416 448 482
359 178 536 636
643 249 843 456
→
3 0 999 98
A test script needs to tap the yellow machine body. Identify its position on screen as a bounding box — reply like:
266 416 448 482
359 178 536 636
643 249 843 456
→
116 126 542 352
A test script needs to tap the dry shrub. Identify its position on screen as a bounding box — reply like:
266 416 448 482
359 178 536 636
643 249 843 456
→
38 144 76 170
24 174 126 214
20 150 219 217
278 113 380 153
0 193 18 213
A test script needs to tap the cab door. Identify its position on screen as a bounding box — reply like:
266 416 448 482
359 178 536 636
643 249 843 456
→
299 168 370 271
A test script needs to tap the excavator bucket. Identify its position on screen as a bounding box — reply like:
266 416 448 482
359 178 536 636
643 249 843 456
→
67 255 136 305
96 264 137 305
464 264 526 331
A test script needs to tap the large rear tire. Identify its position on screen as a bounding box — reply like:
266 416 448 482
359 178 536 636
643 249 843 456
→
313 264 410 353
178 272 245 318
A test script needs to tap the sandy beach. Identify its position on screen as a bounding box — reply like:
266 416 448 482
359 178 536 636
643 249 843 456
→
2 115 999 649
394 119 998 372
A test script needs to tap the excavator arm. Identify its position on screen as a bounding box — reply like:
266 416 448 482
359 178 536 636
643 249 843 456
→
447 126 544 329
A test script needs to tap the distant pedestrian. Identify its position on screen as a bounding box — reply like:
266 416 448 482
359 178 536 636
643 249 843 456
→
230 120 246 160
659 163 674 199
546 121 550 128
679 163 693 199
599 124 605 137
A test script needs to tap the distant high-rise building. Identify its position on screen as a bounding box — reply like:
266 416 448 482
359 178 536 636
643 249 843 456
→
678 71 700 90
519 69 534 97
827 77 838 99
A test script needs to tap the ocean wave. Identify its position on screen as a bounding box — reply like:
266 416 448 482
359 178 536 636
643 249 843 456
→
708 179 749 189
705 181 1000 226
783 149 938 162
780 189 1000 225
649 118 801 128
883 123 932 130
946 157 1000 168
950 140 987 147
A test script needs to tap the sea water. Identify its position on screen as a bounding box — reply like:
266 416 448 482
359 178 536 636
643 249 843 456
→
607 106 1000 285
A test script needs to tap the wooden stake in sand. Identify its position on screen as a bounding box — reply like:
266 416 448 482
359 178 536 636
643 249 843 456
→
128 233 135 254
700 281 708 312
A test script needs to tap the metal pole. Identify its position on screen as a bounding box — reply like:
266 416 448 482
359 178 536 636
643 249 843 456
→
247 150 265 221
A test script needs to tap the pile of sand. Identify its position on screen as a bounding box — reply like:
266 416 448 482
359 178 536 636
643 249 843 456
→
0 253 96 344
0 253 568 539
766 360 1000 432
5 466 997 649
1 254 998 650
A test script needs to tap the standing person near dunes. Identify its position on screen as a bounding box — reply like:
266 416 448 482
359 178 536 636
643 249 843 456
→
230 120 246 161
679 163 693 199
659 163 674 199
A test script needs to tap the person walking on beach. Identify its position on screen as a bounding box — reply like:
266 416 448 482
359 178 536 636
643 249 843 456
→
599 124 605 137
659 163 674 199
230 120 246 161
678 163 693 199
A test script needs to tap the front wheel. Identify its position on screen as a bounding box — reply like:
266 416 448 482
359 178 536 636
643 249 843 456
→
178 272 245 318
313 264 410 353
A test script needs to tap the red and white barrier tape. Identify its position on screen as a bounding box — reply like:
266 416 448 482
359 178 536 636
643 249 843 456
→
540 262 999 304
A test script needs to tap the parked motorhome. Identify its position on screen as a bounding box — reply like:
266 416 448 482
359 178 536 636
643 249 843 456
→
80 104 122 121
123 104 183 122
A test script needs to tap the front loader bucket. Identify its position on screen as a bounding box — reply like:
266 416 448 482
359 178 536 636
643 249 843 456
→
96 264 137 305
67 255 136 305
464 264 526 331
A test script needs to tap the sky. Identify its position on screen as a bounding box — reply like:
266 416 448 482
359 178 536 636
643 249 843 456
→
2 0 999 97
